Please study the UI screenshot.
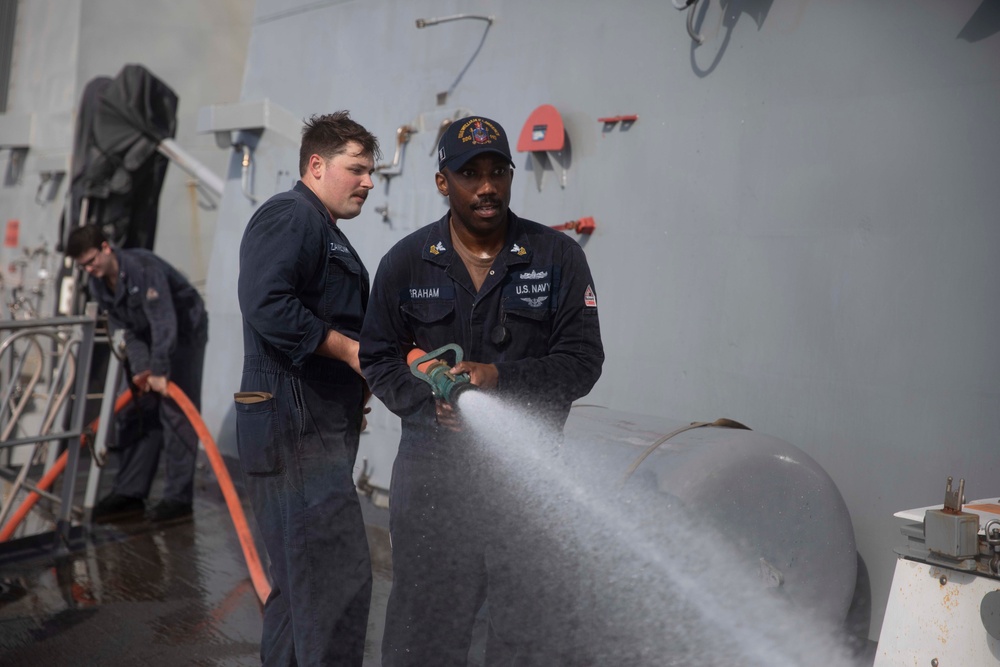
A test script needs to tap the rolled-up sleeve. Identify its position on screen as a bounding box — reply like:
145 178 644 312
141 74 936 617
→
238 200 329 367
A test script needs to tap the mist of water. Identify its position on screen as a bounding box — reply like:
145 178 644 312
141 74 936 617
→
455 390 864 667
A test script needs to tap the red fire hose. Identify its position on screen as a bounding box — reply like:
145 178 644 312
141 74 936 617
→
0 382 272 605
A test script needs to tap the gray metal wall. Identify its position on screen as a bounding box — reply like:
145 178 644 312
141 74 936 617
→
200 0 1000 640
0 0 83 318
0 0 252 299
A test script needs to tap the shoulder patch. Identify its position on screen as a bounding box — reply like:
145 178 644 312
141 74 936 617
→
584 285 597 308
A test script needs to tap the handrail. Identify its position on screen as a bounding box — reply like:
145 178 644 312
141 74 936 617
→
0 333 44 440
0 303 99 544
0 331 76 528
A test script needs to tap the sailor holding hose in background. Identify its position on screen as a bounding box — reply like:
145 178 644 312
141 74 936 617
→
66 224 208 523
360 115 604 666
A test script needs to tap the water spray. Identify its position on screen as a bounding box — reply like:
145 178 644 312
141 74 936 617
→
406 344 476 405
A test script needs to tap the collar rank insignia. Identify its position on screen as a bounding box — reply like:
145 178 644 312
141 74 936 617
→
510 243 527 256
429 241 447 255
146 287 160 301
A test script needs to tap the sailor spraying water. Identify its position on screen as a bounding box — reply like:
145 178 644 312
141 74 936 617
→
359 115 604 666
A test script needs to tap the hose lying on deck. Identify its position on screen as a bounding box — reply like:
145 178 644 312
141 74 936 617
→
0 382 272 605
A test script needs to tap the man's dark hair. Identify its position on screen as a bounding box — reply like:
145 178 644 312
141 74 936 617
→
65 225 108 258
298 111 381 176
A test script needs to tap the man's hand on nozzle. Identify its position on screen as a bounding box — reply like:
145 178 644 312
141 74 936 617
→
450 361 498 389
435 399 463 432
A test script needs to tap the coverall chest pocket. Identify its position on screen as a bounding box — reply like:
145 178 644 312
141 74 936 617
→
123 291 148 330
400 300 456 345
324 252 365 322
504 306 553 356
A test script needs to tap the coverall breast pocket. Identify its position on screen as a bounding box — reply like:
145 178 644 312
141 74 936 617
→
234 392 282 475
505 307 553 355
324 253 364 321
400 300 456 340
124 292 148 327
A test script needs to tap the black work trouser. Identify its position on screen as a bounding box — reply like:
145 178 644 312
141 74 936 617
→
381 446 488 667
236 362 370 667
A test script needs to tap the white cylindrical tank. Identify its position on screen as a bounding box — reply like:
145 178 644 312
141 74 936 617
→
562 405 859 624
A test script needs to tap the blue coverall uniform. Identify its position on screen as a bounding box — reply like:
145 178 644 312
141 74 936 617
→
236 181 371 666
89 248 207 506
359 211 604 666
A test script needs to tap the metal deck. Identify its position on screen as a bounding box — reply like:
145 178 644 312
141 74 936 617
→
0 453 392 666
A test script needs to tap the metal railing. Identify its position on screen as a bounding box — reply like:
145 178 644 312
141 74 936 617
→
0 303 99 545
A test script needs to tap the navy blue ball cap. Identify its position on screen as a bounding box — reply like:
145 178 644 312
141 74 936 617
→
437 116 514 172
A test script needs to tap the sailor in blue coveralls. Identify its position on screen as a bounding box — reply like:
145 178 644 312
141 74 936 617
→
235 112 380 666
66 224 208 523
360 116 604 666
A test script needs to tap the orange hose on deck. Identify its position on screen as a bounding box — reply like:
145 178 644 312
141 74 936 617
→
0 383 272 606
164 381 271 604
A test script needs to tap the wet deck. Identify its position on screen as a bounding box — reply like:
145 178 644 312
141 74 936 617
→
0 453 393 666
0 452 877 666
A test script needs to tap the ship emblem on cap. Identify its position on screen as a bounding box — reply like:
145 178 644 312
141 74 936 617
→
471 121 490 144
459 118 500 145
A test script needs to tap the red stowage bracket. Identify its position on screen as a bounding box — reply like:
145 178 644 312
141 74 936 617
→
550 217 596 235
598 115 639 125
575 216 596 234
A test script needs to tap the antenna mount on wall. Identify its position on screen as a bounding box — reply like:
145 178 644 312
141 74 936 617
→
415 14 496 107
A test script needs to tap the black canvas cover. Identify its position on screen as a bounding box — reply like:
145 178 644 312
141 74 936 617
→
64 64 178 250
